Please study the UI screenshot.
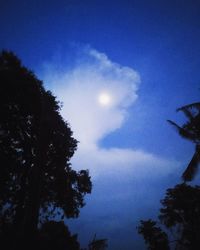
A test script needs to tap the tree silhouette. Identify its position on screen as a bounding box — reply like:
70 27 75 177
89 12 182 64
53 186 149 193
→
38 221 80 250
168 102 200 181
138 102 200 249
138 220 169 250
159 183 200 250
138 183 200 250
88 234 108 250
0 51 92 246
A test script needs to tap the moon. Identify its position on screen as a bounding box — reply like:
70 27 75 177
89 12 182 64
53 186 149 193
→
98 93 111 106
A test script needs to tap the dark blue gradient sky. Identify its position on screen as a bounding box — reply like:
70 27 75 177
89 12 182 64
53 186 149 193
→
1 1 200 249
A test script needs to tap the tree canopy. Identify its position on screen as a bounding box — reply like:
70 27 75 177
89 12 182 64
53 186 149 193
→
38 221 80 250
138 101 200 249
138 220 169 250
0 51 92 242
138 183 200 250
159 183 200 249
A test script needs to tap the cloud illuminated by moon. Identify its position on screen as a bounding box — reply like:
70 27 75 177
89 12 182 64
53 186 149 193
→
43 47 140 147
98 92 111 106
42 46 181 249
43 46 179 178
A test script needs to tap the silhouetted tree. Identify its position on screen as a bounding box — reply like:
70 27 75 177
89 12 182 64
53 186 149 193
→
168 103 200 181
159 183 200 250
0 51 92 245
138 184 200 250
38 221 80 250
138 220 169 250
88 234 108 250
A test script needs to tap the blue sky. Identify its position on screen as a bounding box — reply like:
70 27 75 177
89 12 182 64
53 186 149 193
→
1 1 200 249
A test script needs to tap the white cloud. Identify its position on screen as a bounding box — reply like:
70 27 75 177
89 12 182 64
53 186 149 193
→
43 46 181 249
44 48 140 149
71 146 178 179
43 47 178 177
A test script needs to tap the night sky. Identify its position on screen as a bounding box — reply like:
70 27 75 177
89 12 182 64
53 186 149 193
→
1 1 200 249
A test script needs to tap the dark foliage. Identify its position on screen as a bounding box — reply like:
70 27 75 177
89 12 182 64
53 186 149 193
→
0 220 80 250
38 221 80 250
138 220 169 250
0 51 92 244
159 183 200 249
88 235 108 250
168 102 200 181
138 184 200 250
139 102 200 249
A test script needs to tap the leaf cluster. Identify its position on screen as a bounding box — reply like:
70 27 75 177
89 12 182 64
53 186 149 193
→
0 51 92 235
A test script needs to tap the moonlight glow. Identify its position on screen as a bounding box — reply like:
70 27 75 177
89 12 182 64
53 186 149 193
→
98 93 111 106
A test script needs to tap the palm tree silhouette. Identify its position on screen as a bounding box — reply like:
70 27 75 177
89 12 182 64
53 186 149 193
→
88 234 108 250
168 102 200 181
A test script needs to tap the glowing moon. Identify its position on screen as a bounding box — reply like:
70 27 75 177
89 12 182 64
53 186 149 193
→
98 93 111 106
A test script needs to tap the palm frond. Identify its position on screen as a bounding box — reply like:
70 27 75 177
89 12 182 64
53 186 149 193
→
177 102 200 112
182 145 200 182
167 120 182 132
169 102 200 181
167 120 195 142
176 106 194 121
